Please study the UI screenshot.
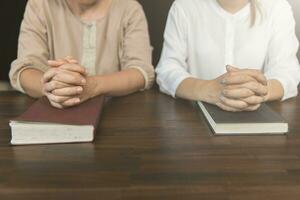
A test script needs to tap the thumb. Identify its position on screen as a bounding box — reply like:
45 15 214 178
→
226 65 240 72
65 56 79 64
47 60 65 68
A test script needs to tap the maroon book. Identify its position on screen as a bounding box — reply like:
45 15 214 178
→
10 96 105 145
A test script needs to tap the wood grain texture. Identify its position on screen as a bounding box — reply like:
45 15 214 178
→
1 89 300 200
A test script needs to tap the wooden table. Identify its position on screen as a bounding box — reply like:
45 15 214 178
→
1 89 300 200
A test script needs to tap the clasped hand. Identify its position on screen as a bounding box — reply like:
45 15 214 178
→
41 57 93 109
213 66 269 112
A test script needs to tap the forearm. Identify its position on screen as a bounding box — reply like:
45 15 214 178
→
90 68 145 97
176 78 217 103
266 79 284 101
19 68 44 98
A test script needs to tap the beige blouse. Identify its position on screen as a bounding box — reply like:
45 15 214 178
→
10 0 155 92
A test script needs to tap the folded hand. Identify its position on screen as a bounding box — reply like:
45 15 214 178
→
42 57 94 109
215 66 269 112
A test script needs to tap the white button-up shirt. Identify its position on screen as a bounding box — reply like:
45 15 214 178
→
156 0 300 100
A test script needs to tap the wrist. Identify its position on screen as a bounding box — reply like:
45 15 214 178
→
87 75 106 97
264 80 284 102
197 79 220 104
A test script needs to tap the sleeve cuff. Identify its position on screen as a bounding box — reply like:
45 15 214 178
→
266 75 299 101
126 65 155 90
170 74 195 98
157 69 195 98
16 67 32 93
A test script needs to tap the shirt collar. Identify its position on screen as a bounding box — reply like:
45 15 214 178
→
209 0 251 21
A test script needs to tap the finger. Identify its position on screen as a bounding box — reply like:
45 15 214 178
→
222 88 255 99
61 98 81 107
46 92 73 103
243 104 261 112
49 100 64 109
222 74 257 85
59 63 86 75
216 102 242 112
48 60 65 67
67 59 79 64
231 69 267 85
43 68 59 83
226 65 239 72
48 58 69 67
220 95 249 110
52 86 83 96
65 56 74 60
65 56 79 64
52 71 86 86
242 82 268 96
224 81 268 96
44 80 72 92
242 95 265 105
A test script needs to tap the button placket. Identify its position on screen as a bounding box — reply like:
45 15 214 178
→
224 18 235 67
81 22 97 75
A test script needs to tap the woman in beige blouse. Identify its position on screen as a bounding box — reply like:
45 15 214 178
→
9 0 154 109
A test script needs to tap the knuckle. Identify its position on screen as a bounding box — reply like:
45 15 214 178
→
50 68 58 74
74 75 82 83
54 95 63 103
251 97 260 104
248 89 255 96
238 102 248 109
243 89 253 96
222 90 228 96
51 81 58 89
249 82 258 90
52 90 58 96
53 74 61 81
44 83 50 91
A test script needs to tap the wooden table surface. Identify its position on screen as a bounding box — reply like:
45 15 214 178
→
1 89 300 200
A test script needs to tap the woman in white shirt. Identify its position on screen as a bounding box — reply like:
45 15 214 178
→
156 0 300 112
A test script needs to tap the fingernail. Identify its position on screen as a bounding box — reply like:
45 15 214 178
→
81 79 86 84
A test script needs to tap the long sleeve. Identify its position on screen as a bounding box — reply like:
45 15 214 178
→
264 0 300 101
155 2 194 98
120 1 155 90
9 0 49 93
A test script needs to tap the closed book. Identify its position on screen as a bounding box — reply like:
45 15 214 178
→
10 96 104 145
198 102 288 135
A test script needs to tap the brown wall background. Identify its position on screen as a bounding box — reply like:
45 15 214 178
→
0 0 27 81
0 0 299 81
138 0 174 66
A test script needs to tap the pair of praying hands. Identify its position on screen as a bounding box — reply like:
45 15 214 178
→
213 66 269 112
41 57 94 109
